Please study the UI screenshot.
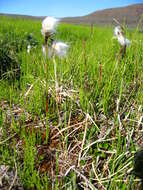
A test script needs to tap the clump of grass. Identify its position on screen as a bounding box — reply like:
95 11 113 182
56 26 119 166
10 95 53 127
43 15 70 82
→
0 35 21 80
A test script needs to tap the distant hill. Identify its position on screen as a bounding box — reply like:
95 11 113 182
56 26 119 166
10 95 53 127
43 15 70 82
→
0 3 143 27
62 4 143 27
0 13 43 20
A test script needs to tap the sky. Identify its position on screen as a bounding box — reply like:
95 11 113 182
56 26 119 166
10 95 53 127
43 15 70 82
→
0 0 143 17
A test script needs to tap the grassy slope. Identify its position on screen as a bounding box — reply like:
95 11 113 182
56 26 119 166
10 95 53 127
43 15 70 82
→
0 16 143 189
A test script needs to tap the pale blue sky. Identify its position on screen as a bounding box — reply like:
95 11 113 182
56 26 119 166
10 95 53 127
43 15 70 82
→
0 0 143 17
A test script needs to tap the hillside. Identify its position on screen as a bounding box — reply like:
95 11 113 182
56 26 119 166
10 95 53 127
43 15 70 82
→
62 4 143 26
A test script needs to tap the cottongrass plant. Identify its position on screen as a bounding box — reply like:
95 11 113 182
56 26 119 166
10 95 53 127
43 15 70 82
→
41 16 69 141
41 16 69 93
41 16 59 141
114 26 131 58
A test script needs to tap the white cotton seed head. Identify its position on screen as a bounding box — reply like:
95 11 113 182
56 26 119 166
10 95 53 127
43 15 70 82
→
41 17 59 36
114 26 123 37
114 26 131 47
117 35 126 46
117 35 131 47
52 41 69 57
42 42 69 59
27 45 31 53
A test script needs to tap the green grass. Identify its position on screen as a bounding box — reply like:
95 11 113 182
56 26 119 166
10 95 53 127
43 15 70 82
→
0 16 143 189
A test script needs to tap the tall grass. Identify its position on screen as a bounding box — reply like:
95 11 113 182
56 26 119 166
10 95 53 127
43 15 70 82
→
0 16 143 189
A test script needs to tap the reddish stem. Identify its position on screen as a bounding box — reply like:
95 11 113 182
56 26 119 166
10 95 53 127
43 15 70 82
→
46 95 48 114
99 63 102 82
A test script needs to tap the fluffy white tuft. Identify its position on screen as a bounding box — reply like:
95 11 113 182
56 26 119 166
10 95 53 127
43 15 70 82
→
114 26 131 47
42 42 69 59
27 45 31 53
41 17 59 36
52 41 69 57
114 26 122 37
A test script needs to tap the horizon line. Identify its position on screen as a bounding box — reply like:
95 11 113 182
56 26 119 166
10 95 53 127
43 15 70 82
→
0 3 142 18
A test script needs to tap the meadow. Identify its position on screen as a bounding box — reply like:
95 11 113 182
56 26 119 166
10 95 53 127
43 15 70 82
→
0 16 143 189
